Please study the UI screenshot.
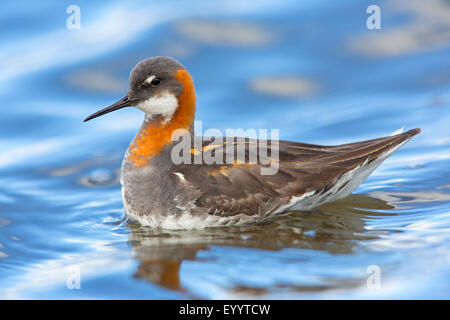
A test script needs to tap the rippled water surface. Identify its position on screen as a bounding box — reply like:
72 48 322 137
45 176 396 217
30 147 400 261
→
0 0 449 299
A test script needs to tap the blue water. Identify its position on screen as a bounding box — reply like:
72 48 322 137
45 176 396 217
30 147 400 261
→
0 0 449 299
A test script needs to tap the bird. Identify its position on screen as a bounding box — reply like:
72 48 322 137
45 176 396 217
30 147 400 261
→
84 56 420 230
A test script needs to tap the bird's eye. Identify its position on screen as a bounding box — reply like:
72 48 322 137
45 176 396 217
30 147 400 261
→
151 78 161 86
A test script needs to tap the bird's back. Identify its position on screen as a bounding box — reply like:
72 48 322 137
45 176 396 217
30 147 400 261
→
175 129 420 219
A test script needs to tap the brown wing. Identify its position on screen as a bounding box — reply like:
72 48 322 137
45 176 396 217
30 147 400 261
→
176 128 420 217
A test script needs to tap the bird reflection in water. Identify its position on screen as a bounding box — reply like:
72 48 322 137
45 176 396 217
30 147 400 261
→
126 194 394 292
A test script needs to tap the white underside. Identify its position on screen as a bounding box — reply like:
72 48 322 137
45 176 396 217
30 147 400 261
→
125 208 255 230
123 140 408 230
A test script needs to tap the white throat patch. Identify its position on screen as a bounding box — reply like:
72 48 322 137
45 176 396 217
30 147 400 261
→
136 92 178 122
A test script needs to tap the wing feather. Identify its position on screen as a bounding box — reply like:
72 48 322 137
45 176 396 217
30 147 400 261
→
175 129 420 217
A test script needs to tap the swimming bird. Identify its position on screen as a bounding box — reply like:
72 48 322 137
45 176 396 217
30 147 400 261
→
84 56 420 229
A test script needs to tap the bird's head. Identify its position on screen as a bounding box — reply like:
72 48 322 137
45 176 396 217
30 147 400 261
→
84 56 196 125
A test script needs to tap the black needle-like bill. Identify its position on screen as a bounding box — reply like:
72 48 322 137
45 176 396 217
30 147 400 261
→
83 96 132 122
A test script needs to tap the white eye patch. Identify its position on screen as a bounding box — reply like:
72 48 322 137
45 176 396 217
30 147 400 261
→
135 91 178 121
144 75 156 85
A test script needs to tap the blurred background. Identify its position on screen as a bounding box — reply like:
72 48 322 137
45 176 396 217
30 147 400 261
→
0 0 449 299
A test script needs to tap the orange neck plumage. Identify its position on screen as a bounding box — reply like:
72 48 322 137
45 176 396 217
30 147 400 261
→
128 69 196 167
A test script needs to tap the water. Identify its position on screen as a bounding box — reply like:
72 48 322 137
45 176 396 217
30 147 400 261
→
0 0 449 299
